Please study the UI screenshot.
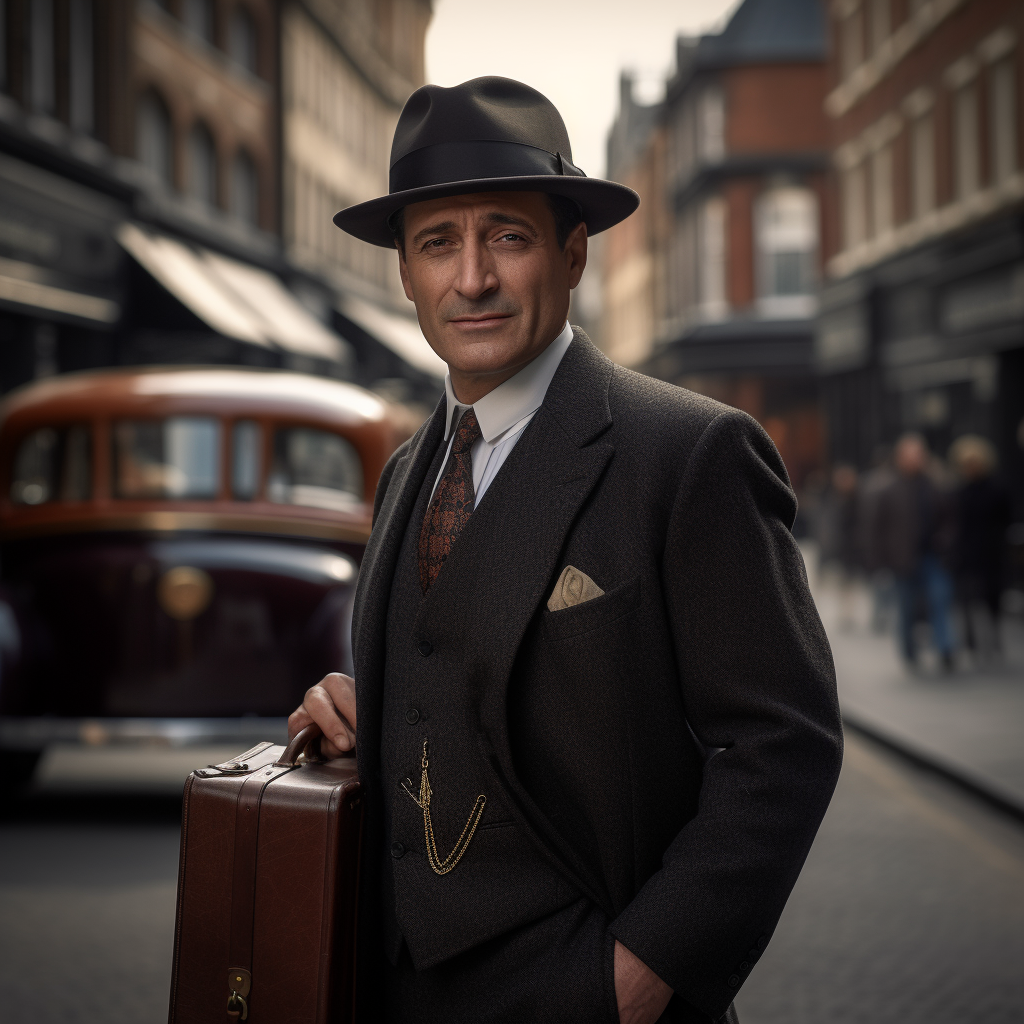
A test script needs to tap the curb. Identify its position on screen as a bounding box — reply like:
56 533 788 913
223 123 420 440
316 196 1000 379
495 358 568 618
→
842 713 1024 826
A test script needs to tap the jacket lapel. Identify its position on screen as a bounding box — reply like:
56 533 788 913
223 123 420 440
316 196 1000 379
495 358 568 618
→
353 395 447 781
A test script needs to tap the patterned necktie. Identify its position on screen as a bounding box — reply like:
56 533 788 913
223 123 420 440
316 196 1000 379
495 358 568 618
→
419 408 482 592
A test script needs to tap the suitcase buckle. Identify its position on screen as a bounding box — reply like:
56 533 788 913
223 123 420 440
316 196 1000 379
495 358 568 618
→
227 968 251 1021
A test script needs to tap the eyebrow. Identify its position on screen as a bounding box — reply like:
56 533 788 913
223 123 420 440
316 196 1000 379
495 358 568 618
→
410 211 539 247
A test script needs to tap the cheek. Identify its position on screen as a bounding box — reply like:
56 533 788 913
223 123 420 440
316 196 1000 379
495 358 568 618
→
496 255 560 307
405 266 449 315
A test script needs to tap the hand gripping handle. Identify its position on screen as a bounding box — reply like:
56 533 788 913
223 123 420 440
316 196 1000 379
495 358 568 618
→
274 724 325 767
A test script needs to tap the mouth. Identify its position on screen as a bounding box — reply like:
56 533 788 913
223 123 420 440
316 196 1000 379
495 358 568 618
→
448 314 514 329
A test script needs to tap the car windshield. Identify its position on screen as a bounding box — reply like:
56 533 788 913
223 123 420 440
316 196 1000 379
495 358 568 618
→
268 427 362 512
11 425 92 504
113 418 221 499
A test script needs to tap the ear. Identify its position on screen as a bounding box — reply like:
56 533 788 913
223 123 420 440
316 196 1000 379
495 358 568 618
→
565 221 588 290
397 244 415 302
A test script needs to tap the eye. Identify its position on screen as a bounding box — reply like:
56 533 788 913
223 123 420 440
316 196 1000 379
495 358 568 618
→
498 232 525 243
423 238 451 250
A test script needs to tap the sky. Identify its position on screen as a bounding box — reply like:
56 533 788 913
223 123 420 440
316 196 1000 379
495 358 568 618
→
425 0 742 179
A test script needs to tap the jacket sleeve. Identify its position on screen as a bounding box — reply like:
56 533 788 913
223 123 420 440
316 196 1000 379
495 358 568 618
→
609 409 844 1019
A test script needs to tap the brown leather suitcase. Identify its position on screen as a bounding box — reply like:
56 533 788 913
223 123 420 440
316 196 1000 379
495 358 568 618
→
168 726 363 1023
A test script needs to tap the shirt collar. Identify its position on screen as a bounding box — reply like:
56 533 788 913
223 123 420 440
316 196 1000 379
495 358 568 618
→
443 321 574 442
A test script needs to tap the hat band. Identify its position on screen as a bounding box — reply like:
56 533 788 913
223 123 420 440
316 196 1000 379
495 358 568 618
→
389 140 585 195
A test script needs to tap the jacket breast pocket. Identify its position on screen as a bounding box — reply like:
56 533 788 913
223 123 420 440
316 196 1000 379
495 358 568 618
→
539 579 641 643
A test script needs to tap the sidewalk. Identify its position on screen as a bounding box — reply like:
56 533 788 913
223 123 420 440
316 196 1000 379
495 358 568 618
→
803 546 1024 817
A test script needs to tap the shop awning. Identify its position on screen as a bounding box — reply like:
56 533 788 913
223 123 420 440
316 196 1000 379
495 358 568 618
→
0 256 120 325
118 224 344 362
337 295 446 379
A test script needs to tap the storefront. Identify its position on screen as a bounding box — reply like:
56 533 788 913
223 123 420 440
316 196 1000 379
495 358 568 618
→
817 211 1024 508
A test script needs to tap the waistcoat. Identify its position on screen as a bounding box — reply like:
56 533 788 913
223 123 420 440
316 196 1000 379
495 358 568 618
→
379 435 578 971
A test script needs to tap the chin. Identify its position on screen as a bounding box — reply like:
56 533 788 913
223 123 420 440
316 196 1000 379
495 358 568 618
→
440 336 521 371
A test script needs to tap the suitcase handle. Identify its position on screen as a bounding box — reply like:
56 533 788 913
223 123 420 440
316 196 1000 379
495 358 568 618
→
274 724 326 767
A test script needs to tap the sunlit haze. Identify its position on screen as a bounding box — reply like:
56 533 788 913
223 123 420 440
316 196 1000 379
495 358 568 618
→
425 0 741 179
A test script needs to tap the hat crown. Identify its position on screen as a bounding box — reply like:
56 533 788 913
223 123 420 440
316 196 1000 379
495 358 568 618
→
391 77 575 169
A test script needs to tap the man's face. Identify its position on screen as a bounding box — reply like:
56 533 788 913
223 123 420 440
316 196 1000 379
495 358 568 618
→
396 191 587 400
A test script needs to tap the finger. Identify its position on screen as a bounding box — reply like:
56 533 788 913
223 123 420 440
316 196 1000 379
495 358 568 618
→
287 706 314 739
318 673 358 733
302 683 356 753
290 707 345 759
289 702 349 760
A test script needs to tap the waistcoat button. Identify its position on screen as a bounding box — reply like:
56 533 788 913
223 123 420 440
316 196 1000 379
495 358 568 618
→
406 708 420 725
391 841 406 859
417 640 433 656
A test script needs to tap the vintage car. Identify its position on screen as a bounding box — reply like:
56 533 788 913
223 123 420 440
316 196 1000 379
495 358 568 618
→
0 367 407 783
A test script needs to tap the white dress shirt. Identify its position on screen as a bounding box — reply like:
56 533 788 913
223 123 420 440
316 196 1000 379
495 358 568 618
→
431 321 574 505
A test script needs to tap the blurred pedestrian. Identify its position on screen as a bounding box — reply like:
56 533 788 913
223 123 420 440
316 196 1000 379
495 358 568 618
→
949 435 1010 659
815 464 861 629
874 433 956 669
859 445 897 633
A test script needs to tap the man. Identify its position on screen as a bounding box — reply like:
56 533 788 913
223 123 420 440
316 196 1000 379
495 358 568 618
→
290 77 842 1024
949 434 1010 657
873 433 956 670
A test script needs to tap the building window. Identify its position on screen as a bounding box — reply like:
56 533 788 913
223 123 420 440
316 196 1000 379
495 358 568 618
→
756 186 818 317
910 113 936 218
842 162 867 250
188 122 217 205
30 0 55 114
840 6 864 81
990 59 1017 184
231 149 259 224
137 91 174 186
870 143 893 236
869 0 889 55
696 86 725 164
229 6 258 74
953 85 980 200
69 0 93 133
697 196 727 322
183 0 215 45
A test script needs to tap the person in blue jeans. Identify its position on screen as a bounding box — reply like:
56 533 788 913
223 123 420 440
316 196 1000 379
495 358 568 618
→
874 434 957 669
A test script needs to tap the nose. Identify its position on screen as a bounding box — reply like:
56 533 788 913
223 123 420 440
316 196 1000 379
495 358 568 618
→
454 236 499 300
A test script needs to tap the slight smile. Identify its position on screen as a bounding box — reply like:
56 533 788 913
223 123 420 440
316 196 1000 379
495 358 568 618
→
448 315 514 330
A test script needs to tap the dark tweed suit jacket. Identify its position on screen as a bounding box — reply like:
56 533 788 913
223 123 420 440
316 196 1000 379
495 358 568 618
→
351 329 843 1021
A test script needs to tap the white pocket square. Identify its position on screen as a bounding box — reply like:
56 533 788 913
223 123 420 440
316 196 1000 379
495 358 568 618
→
546 565 605 612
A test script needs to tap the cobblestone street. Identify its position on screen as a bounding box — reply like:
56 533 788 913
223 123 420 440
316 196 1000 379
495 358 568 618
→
1 726 1022 1022
736 732 1024 1023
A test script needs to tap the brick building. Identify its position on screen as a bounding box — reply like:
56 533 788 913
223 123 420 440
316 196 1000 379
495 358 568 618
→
280 0 443 403
602 72 667 368
603 0 831 491
0 0 437 397
818 0 1024 508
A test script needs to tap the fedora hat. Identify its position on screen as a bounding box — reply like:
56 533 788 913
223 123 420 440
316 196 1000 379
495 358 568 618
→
333 77 640 248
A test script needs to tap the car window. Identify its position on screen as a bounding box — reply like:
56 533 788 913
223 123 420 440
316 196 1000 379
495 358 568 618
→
113 418 221 499
268 427 363 512
231 420 261 500
11 425 92 504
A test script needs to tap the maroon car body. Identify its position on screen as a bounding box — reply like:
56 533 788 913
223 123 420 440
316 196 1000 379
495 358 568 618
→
0 367 406 768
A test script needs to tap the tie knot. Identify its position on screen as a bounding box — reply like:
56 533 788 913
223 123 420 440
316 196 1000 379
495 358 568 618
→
451 408 481 455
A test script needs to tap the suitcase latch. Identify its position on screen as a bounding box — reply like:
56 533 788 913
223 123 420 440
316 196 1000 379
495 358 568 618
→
196 761 255 777
227 967 251 1021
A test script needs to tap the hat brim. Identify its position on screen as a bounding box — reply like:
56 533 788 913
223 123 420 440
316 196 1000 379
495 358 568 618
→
333 175 640 248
